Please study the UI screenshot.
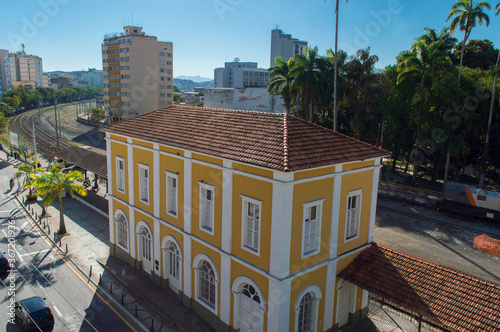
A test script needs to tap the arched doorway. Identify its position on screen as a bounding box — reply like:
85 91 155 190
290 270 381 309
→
162 236 182 294
232 277 265 332
336 280 353 327
138 224 153 273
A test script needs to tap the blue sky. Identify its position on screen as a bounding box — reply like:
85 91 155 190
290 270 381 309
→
1 0 499 79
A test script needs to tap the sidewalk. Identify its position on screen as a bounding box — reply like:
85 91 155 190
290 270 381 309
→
2 150 212 332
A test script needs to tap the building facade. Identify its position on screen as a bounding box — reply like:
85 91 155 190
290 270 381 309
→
102 26 173 121
104 106 388 331
214 61 270 89
0 49 12 95
270 28 307 67
8 51 44 88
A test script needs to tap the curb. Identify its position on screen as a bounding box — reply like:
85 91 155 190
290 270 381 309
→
13 194 150 332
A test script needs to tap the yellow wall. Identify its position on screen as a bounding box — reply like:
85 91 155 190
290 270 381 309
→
231 174 273 271
160 145 184 156
191 240 221 316
111 141 129 202
290 178 334 273
110 134 127 142
191 163 223 248
133 147 154 215
159 154 184 229
336 170 373 255
289 265 328 331
230 261 269 329
192 153 223 166
293 166 336 181
233 162 274 179
342 160 374 171
133 139 154 149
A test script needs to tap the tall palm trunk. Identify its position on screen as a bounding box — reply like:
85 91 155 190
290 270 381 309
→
58 193 67 235
333 0 340 131
479 48 500 188
413 122 420 186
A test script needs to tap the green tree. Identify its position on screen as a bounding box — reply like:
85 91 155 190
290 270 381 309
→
451 39 498 69
15 161 40 197
446 0 491 83
293 46 322 122
90 107 105 121
31 166 87 235
268 56 296 114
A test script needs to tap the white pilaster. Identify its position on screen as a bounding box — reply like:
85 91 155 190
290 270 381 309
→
106 134 113 196
361 289 369 309
184 151 192 234
221 160 233 253
183 234 192 297
220 252 231 324
329 165 343 258
153 144 160 218
270 182 293 278
267 279 291 332
129 206 136 259
323 260 337 330
368 159 382 243
108 197 115 244
350 286 358 313
154 218 161 276
127 138 134 206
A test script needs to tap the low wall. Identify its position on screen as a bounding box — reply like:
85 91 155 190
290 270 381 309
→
77 116 102 128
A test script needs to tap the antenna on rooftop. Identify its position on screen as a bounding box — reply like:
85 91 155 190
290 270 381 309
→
131 12 134 25
21 43 25 53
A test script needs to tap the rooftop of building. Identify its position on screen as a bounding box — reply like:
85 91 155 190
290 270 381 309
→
103 105 388 172
338 244 500 332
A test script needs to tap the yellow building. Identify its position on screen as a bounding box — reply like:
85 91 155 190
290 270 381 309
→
102 26 173 121
104 106 389 331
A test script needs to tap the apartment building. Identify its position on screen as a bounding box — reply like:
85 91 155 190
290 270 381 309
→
104 105 389 331
0 49 12 95
8 51 44 88
270 28 307 67
214 61 270 89
102 26 173 121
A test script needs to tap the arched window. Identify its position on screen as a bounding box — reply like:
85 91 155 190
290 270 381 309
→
115 211 128 249
199 260 216 309
242 284 260 304
297 292 314 332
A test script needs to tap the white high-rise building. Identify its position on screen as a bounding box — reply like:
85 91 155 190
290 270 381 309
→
270 28 307 67
8 50 43 89
214 60 270 89
0 49 12 96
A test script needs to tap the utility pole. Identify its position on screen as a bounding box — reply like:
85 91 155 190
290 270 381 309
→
32 117 37 161
54 100 59 151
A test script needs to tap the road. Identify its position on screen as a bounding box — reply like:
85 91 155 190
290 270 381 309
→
0 160 141 332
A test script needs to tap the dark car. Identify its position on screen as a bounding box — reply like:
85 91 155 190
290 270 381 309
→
0 252 10 273
15 297 55 331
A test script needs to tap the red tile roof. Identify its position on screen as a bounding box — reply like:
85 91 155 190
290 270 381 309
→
103 106 388 172
338 244 500 332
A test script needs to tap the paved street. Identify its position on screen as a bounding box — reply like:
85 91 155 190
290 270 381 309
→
0 160 142 332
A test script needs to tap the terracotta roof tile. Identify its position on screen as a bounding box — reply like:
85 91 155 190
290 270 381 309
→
338 244 500 332
103 106 389 171
55 146 108 179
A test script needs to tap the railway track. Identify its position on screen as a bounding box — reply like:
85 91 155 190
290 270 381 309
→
9 108 72 156
378 205 500 239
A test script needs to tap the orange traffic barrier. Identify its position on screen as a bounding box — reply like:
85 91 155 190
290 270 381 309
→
473 234 500 257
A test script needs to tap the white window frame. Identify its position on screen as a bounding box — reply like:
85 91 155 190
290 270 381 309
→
114 210 129 252
294 285 322 332
166 171 178 218
199 182 215 235
240 195 262 256
301 199 324 259
115 156 125 193
138 164 150 204
345 189 362 242
193 254 219 315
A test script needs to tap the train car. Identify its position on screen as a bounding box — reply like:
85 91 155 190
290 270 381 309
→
438 182 500 222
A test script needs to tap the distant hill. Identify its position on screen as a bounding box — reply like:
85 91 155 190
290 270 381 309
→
175 75 212 82
173 78 214 90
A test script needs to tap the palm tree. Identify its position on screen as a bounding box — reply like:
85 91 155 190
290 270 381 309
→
31 166 87 236
15 161 40 198
446 0 491 84
397 40 453 184
293 46 322 122
479 3 500 187
268 56 296 114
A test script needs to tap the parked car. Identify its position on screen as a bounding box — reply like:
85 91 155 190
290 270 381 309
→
15 297 55 331
0 252 10 273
